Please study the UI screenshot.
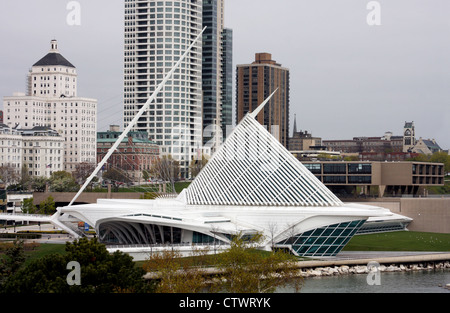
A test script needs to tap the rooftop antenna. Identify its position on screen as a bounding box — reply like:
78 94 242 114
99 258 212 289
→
69 26 207 206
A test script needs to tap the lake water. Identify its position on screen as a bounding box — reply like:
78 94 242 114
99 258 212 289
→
293 269 450 293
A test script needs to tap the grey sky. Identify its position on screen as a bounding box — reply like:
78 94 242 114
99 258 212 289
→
1 0 449 149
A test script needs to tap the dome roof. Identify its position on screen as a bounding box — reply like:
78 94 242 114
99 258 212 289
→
33 52 75 68
32 40 75 68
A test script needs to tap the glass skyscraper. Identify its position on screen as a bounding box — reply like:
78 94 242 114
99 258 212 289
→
202 0 233 148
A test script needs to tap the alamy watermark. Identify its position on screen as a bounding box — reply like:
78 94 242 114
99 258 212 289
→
66 261 81 286
366 261 381 286
367 1 381 26
66 1 81 26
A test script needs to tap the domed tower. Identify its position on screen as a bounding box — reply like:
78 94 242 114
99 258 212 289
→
27 39 77 98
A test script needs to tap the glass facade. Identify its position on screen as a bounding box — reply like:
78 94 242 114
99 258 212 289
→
348 163 372 174
221 28 233 142
99 222 183 245
202 0 222 145
323 163 346 174
357 221 408 234
304 163 321 174
276 220 366 257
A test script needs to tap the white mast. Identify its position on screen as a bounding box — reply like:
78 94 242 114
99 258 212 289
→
69 27 207 206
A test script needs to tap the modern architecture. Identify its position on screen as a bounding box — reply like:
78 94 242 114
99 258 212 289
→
17 92 395 260
221 28 233 142
302 161 445 197
201 0 233 147
1 39 400 261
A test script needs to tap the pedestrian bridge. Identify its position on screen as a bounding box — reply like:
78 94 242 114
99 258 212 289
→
0 213 52 223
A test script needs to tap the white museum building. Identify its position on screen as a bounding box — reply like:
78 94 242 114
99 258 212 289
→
48 94 404 260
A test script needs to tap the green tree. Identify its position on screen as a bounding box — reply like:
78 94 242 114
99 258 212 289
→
20 164 31 190
143 249 208 293
430 151 450 174
49 171 79 192
103 168 131 185
30 176 48 192
0 240 26 286
142 170 150 182
142 234 303 293
1 238 154 293
38 196 56 215
213 234 303 293
22 197 38 214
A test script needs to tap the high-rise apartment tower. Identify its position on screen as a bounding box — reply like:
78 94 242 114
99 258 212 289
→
124 0 203 179
236 53 290 148
201 0 233 147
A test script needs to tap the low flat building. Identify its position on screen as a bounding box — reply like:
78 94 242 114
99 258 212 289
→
302 161 445 197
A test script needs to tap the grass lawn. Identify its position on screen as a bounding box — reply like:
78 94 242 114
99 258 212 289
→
23 243 67 264
344 231 450 252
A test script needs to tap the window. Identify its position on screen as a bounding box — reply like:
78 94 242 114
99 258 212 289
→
277 220 366 257
304 163 321 174
323 176 346 184
348 176 371 184
323 163 346 174
348 163 371 174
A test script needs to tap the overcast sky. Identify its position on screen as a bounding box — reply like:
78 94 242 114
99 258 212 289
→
0 0 449 149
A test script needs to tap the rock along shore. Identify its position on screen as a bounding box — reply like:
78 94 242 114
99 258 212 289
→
294 253 450 278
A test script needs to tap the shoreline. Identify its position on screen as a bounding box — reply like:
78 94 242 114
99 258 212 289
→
294 252 450 278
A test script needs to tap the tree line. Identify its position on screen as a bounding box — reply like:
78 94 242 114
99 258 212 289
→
0 235 303 294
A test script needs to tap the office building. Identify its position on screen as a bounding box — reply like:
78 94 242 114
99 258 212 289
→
123 0 203 179
201 0 233 146
302 160 445 197
221 28 233 141
236 53 290 148
3 40 97 173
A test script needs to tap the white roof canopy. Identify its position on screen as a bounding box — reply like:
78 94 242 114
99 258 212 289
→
184 92 343 207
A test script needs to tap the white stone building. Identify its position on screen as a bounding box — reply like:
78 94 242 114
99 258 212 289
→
0 123 64 181
123 0 203 179
3 40 97 173
0 123 23 178
20 126 64 177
